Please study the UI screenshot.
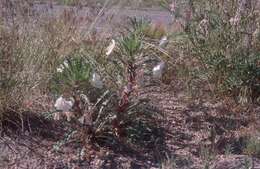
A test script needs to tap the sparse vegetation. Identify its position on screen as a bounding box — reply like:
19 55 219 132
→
244 136 260 158
160 154 177 169
200 146 216 169
1 0 260 168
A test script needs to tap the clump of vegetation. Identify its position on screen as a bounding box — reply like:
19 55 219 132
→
0 0 165 159
199 145 216 169
0 5 163 157
243 136 260 158
160 155 177 169
170 0 260 104
145 22 167 39
4 0 260 168
0 1 85 125
50 55 92 95
0 19 59 116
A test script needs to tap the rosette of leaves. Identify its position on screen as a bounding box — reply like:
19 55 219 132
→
51 55 92 94
118 33 142 60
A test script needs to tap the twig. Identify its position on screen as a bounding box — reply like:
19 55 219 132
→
2 139 18 154
94 94 114 126
125 98 150 112
94 90 110 108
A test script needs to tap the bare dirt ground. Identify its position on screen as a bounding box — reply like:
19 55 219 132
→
1 79 260 169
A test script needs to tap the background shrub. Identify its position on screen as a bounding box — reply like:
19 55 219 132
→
171 0 260 104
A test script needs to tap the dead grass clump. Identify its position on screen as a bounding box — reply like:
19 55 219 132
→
0 1 84 126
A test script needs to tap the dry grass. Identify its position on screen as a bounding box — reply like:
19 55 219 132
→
0 0 87 120
36 0 166 8
1 0 260 168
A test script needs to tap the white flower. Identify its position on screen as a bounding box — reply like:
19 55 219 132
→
54 96 75 122
159 35 168 47
54 96 74 112
63 60 69 68
153 61 166 80
106 39 115 56
56 68 63 73
56 60 69 73
56 65 64 73
91 72 103 89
